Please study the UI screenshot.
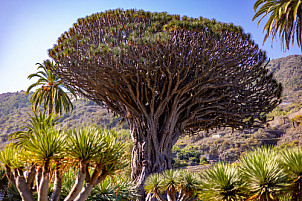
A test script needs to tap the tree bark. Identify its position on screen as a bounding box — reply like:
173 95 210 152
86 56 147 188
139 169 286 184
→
300 179 302 201
5 165 16 187
38 160 50 201
129 118 181 201
36 166 42 194
14 169 35 201
50 165 63 201
26 164 36 192
74 168 108 201
64 161 87 201
48 95 53 115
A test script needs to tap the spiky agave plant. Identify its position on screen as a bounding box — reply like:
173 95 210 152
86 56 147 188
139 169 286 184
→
239 147 289 201
63 127 128 201
201 163 246 201
88 176 138 201
7 111 60 146
280 147 302 201
144 173 165 201
144 169 200 201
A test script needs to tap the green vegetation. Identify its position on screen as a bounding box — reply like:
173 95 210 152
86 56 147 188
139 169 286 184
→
0 92 128 143
0 3 301 199
145 147 302 201
144 169 200 201
201 163 245 200
0 114 128 201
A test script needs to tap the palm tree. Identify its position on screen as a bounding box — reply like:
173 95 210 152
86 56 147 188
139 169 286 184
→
253 0 302 52
280 147 302 201
239 147 289 201
26 59 77 115
201 163 246 201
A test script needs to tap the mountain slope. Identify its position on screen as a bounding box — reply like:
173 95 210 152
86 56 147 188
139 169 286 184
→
266 54 302 101
0 92 127 143
1 54 302 164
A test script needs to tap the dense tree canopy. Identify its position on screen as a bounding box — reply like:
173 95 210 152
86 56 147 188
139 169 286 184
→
48 9 282 198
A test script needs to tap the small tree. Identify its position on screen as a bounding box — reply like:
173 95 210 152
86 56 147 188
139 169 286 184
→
0 115 127 201
48 9 282 196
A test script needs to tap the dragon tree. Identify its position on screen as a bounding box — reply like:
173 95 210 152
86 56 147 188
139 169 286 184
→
48 9 282 197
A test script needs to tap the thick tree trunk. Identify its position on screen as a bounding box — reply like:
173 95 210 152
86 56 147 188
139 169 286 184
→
38 160 50 201
14 169 35 201
130 118 181 201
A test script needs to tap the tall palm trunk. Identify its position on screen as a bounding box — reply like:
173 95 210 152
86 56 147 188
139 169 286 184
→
48 95 53 115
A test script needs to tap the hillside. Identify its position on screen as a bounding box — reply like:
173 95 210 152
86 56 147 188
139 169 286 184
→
1 54 302 166
266 54 302 101
0 91 127 143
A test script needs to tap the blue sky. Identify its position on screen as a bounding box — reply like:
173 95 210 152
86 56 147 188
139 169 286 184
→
0 0 301 93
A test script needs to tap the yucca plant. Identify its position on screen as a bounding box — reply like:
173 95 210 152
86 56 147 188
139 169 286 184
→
239 147 289 201
23 128 65 201
144 169 200 201
144 172 164 201
0 128 65 201
161 169 179 200
88 176 138 201
201 163 246 201
8 111 60 146
177 170 201 200
280 147 302 201
22 128 65 162
63 127 128 201
1 115 127 201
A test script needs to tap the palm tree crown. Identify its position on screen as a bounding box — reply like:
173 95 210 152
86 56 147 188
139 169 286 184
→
253 0 302 52
26 59 76 115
